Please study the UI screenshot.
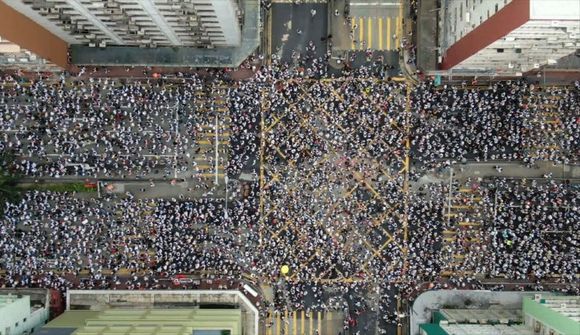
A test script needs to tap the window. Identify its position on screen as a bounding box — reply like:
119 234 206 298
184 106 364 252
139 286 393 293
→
487 10 490 19
515 48 522 54
495 4 499 13
23 318 27 322
460 3 463 19
15 322 19 327
497 48 504 53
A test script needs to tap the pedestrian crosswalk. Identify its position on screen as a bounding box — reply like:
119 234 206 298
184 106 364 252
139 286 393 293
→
350 16 402 51
272 0 327 3
440 184 486 277
264 310 342 335
193 83 230 183
524 92 565 161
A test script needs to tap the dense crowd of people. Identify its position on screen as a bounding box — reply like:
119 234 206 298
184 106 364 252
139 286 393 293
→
0 56 578 334
412 80 579 169
486 179 578 282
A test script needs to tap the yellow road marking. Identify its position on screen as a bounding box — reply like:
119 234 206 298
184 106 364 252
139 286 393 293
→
273 145 287 160
193 173 225 178
367 17 372 49
351 17 356 50
344 184 359 197
395 17 402 49
198 140 229 145
328 312 333 335
266 116 282 132
276 312 281 335
309 311 313 335
387 17 391 50
301 310 305 335
378 17 383 49
266 311 272 335
359 17 364 50
293 311 297 335
317 311 322 333
268 4 273 64
397 298 402 335
285 310 289 335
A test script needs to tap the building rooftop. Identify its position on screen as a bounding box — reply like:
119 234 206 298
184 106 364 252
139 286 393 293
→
0 294 25 308
439 308 523 324
43 309 242 335
540 297 580 322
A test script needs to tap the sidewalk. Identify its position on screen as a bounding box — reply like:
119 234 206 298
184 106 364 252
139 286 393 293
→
412 161 580 192
416 0 438 73
399 0 419 83
327 0 350 69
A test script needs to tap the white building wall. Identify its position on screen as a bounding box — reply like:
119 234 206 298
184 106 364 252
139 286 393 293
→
530 0 580 20
4 0 243 48
455 18 580 74
440 0 580 75
191 0 242 47
0 295 49 335
212 0 242 46
440 0 513 51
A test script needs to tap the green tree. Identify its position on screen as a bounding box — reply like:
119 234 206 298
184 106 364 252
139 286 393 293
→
0 173 20 209
0 153 21 213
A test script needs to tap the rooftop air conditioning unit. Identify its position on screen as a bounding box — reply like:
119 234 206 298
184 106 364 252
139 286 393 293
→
465 12 470 22
533 63 540 69
99 41 106 48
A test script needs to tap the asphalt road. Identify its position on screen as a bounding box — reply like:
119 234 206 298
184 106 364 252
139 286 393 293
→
271 3 329 63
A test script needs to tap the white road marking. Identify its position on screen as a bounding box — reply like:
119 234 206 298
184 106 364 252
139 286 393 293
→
350 2 400 6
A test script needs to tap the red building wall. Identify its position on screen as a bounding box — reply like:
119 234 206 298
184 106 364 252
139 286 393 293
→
440 0 531 70
0 2 69 68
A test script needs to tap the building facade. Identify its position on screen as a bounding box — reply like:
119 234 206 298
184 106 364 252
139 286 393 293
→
2 0 242 48
438 0 580 75
38 290 259 335
0 0 259 68
523 295 579 335
0 36 60 70
418 294 579 335
0 294 50 335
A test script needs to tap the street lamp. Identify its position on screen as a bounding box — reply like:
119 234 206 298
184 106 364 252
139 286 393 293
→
224 175 229 220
